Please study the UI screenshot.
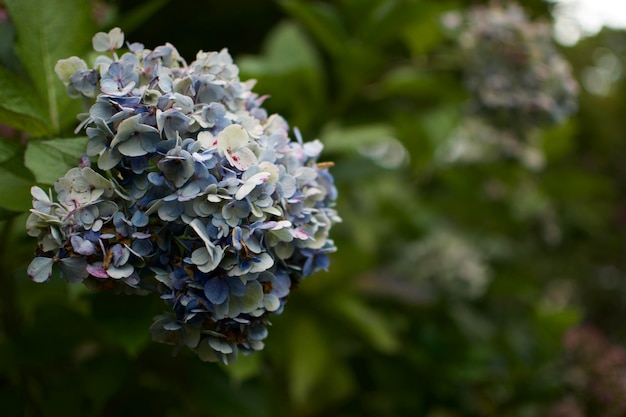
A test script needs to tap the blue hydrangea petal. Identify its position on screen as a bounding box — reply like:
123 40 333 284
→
98 147 122 171
235 172 271 200
58 257 89 284
239 281 264 313
197 339 220 362
158 200 184 221
226 276 246 297
182 326 201 349
111 243 130 266
204 278 229 305
158 149 195 188
92 28 124 52
157 108 192 140
131 210 149 227
249 252 274 273
208 338 233 354
131 238 153 257
71 235 95 256
248 324 269 341
190 246 224 273
69 70 98 97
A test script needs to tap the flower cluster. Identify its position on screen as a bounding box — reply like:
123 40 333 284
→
548 325 626 417
443 4 578 131
27 28 340 363
437 118 545 170
399 230 490 300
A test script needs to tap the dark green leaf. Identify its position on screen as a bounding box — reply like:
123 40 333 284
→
320 123 396 152
330 295 400 353
287 315 330 405
223 351 263 383
0 136 22 164
0 166 33 211
239 22 321 75
6 0 93 134
79 354 130 412
0 66 50 136
238 21 326 132
402 3 449 56
24 137 89 184
115 0 171 34
281 1 348 56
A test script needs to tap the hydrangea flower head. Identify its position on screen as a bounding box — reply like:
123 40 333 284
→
444 4 578 131
28 28 340 363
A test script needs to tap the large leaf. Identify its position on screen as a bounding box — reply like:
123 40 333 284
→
401 3 450 56
281 1 348 57
287 315 330 405
115 0 171 34
0 136 22 165
330 295 400 353
239 21 322 76
0 17 20 73
320 122 396 152
90 292 158 357
6 0 93 134
223 352 263 383
0 137 34 212
25 137 89 185
238 21 326 133
0 137 34 180
0 66 50 136
0 166 33 211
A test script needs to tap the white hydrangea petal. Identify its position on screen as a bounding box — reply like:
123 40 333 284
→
107 264 134 279
235 172 271 200
217 124 248 153
27 257 54 283
226 147 257 171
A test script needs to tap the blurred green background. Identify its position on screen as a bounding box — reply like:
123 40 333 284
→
2 0 626 416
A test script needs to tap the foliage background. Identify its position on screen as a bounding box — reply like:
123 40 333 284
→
1 0 626 416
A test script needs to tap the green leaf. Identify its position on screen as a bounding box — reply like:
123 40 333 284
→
330 295 400 353
238 21 326 133
287 315 330 405
0 166 33 211
91 292 155 357
281 1 348 57
402 3 449 56
0 137 35 182
0 66 50 136
239 21 322 75
320 123 396 152
0 19 21 73
376 66 458 101
24 137 89 185
0 137 34 211
223 351 263 383
114 0 171 34
6 0 93 134
0 136 22 164
541 120 577 161
79 354 130 413
420 105 462 146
